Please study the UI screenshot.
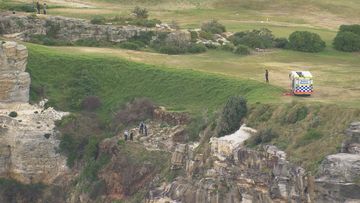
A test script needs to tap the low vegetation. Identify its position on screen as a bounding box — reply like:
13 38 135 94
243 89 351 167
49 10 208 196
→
288 31 326 52
216 96 247 137
0 179 45 203
230 28 275 49
201 20 226 34
246 102 360 172
333 24 360 52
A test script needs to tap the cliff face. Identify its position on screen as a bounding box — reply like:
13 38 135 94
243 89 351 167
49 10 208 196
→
0 13 150 43
0 41 30 103
0 41 68 184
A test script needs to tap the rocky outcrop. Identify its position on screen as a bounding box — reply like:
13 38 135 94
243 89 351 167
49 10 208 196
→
0 102 68 184
153 107 190 126
315 121 360 202
0 41 30 103
0 13 150 43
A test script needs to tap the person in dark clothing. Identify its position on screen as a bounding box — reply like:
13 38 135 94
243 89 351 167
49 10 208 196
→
36 1 40 14
265 69 269 83
139 121 145 134
130 131 134 141
43 3 47 15
144 125 148 136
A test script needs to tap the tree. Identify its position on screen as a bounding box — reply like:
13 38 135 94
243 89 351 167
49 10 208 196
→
339 24 360 36
333 24 360 52
288 31 326 52
201 19 226 34
333 31 360 52
132 6 149 19
216 96 247 137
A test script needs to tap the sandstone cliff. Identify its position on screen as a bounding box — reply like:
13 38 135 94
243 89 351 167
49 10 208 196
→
0 41 30 103
0 13 150 43
0 41 68 184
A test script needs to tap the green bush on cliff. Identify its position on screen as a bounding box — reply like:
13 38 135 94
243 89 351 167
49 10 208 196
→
216 95 247 137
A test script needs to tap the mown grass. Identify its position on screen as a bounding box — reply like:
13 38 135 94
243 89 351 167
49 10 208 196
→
26 43 283 119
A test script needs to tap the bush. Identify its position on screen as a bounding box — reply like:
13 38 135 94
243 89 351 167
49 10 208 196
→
187 43 207 53
233 45 250 55
189 31 199 42
81 96 102 111
282 105 308 124
74 38 114 47
113 98 156 127
333 31 360 52
288 31 326 52
159 45 186 54
130 31 155 44
9 111 18 118
296 129 323 147
201 20 226 34
247 128 278 146
7 3 36 12
90 16 106 24
339 24 360 36
119 41 141 50
274 37 289 48
216 96 247 137
231 28 275 49
132 6 149 19
221 43 235 52
199 31 213 40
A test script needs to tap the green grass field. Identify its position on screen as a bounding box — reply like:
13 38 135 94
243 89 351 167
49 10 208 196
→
27 43 283 117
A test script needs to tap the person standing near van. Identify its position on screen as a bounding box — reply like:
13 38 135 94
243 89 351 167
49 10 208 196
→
265 69 269 83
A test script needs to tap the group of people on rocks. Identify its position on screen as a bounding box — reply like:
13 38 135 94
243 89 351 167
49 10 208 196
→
35 1 47 15
123 121 148 141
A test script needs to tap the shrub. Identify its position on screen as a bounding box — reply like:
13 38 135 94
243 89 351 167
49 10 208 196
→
282 105 308 124
187 43 207 53
81 96 102 111
333 31 360 52
169 20 180 30
119 41 141 50
132 6 149 19
90 16 106 24
216 96 247 137
113 98 156 127
247 128 278 146
130 31 155 44
9 111 18 117
45 21 61 38
339 24 360 36
199 31 213 40
221 43 235 52
159 45 186 54
296 129 323 147
288 31 326 52
7 3 36 12
231 28 275 49
201 20 226 34
274 37 289 48
189 30 199 42
233 45 250 55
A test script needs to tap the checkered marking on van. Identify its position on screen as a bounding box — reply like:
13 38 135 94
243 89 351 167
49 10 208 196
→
295 86 313 92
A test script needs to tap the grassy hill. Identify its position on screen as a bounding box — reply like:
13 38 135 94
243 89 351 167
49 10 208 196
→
27 43 283 118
